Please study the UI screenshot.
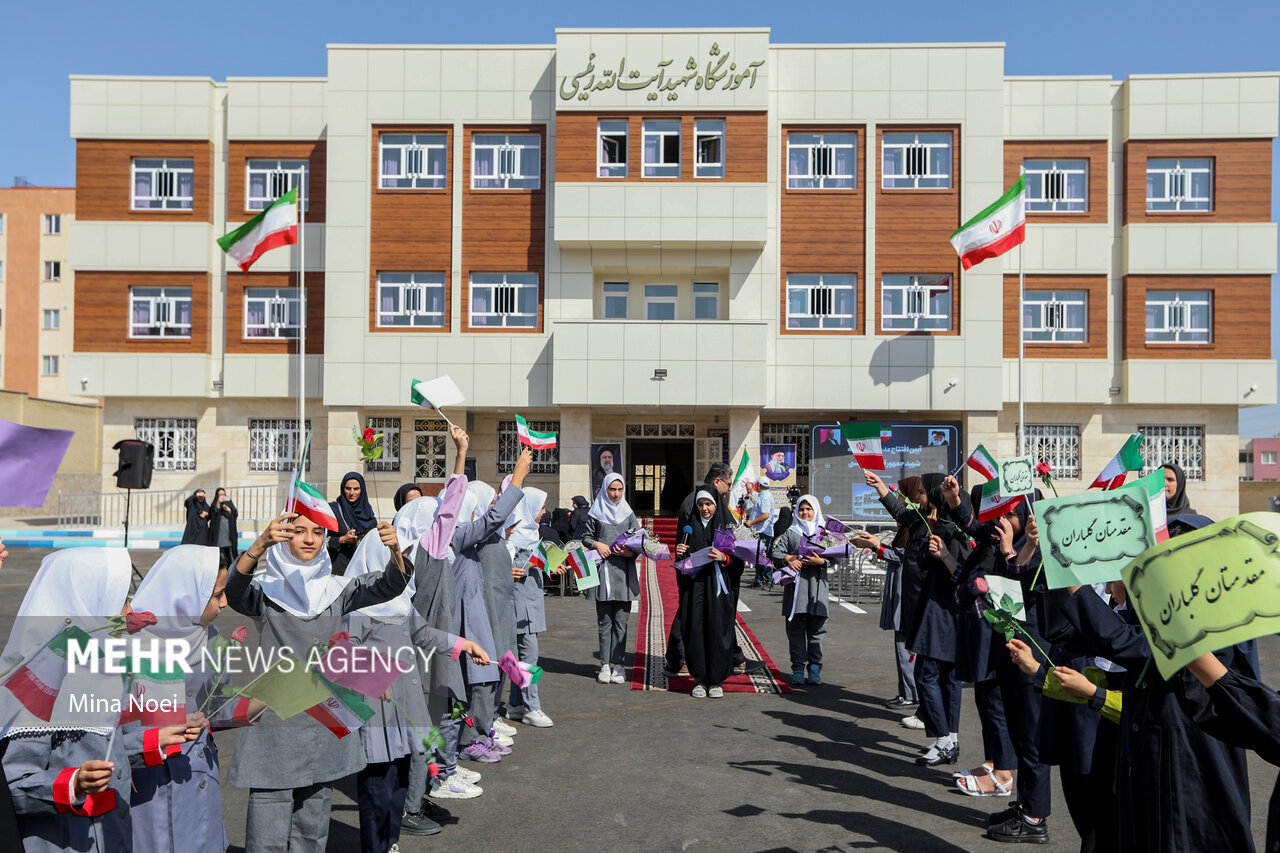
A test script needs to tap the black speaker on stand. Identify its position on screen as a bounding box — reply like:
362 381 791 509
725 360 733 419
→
112 439 154 588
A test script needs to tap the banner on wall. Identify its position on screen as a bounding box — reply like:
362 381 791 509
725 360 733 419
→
590 443 622 498
758 443 797 491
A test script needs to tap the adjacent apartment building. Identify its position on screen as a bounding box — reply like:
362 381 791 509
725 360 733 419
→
65 29 1278 521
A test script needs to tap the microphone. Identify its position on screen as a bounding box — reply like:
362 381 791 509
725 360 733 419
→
679 525 693 547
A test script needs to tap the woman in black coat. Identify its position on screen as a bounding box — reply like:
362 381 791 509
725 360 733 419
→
327 471 378 575
210 487 240 566
181 488 211 545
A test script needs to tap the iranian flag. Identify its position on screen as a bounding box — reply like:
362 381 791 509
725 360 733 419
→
1135 469 1169 543
727 449 755 519
565 546 599 591
527 541 567 575
497 651 544 690
117 658 186 727
2 625 94 721
217 187 298 273
288 480 339 532
515 415 557 450
949 175 1026 270
976 480 1025 523
304 680 374 739
1088 434 1145 490
964 444 999 481
843 422 886 470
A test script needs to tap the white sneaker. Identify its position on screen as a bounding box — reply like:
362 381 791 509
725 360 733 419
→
491 731 514 747
708 686 724 698
610 665 626 684
597 664 612 684
429 775 483 799
521 709 553 727
900 714 925 730
453 766 481 784
691 684 708 698
492 718 517 738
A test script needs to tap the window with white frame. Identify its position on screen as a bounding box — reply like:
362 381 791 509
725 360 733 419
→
644 284 678 321
132 158 194 210
694 119 725 178
881 274 952 331
642 120 681 178
129 286 192 338
135 417 196 471
693 282 720 320
380 133 447 189
244 287 300 339
41 355 58 376
1147 158 1213 212
1145 289 1211 343
762 422 811 479
787 132 857 189
597 120 628 178
43 261 60 282
43 214 61 235
248 418 311 472
1263 451 1278 466
472 134 540 190
602 282 629 319
1024 159 1088 212
414 418 449 479
1140 425 1204 480
786 274 857 330
365 417 401 473
882 132 952 189
1023 290 1087 343
469 273 538 328
246 159 309 210
1016 424 1082 480
376 272 446 328
498 420 559 475
42 309 60 330
0 213 5 233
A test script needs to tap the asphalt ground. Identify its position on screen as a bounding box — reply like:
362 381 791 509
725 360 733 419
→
0 548 1275 852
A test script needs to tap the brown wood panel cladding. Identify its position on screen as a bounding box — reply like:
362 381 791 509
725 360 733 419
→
779 125 866 335
874 126 961 335
75 140 213 222
225 271 325 354
226 140 327 222
1003 140 1108 223
554 112 767 182
461 125 546 333
1123 274 1269 359
1124 139 1272 224
1002 275 1108 358
74 271 210 353
369 126 454 333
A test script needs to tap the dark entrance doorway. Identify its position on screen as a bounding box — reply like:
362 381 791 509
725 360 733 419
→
627 440 694 516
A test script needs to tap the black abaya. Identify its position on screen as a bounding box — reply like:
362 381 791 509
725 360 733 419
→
677 518 737 689
181 491 210 545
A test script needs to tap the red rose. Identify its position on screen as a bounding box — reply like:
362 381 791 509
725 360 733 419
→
124 611 157 634
1035 462 1052 477
231 626 248 644
974 576 990 595
464 715 474 728
328 631 350 648
363 427 374 443
427 762 440 779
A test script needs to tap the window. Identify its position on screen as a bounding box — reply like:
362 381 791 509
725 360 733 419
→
1263 451 1278 466
1023 290 1087 343
414 418 450 478
0 213 5 233
135 417 196 471
882 132 952 189
694 119 725 178
469 273 538 328
786 274 857 330
380 133 447 189
1140 425 1204 481
246 159 309 210
643 284 678 321
1147 158 1212 212
248 418 311 472
498 420 559 475
43 261 60 282
41 356 58 376
244 288 300 339
642 120 681 178
597 120 628 178
43 214 61 235
602 282 629 319
0 261 5 281
693 282 720 320
787 132 857 189
1145 290 1211 343
132 158 195 210
130 287 192 338
1024 159 1088 212
42 309 60 330
472 134 540 189
881 274 952 331
376 272 446 328
763 422 811 479
365 417 401 473
1016 424 1082 480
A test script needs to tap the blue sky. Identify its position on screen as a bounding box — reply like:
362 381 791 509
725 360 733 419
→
2 0 1277 432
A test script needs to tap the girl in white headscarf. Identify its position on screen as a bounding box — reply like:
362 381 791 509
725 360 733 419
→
769 495 832 686
503 488 558 727
672 492 734 698
581 474 640 685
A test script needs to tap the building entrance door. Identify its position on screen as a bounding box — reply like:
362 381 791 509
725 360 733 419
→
627 439 694 516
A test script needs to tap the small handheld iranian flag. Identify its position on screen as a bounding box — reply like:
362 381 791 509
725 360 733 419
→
515 415 557 451
2 625 94 721
1135 469 1169 544
976 480 1025 523
289 480 339 532
1088 434 1144 491
843 422 886 470
305 680 374 739
950 175 1026 270
117 658 186 727
527 542 567 575
410 376 464 425
497 651 544 690
964 445 999 481
217 187 298 272
565 546 600 591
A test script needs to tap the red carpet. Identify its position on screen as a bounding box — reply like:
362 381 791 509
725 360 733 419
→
630 517 791 694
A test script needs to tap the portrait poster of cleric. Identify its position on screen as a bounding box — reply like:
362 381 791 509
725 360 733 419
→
759 444 797 490
591 443 622 497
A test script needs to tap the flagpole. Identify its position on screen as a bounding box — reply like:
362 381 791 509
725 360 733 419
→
1017 165 1026 457
298 175 307 470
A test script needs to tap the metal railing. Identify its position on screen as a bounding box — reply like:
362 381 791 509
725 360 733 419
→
57 485 289 530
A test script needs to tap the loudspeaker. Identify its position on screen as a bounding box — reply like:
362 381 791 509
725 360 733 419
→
464 456 477 481
112 439 154 490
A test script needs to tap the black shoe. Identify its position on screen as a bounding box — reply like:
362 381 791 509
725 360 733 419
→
400 811 444 836
987 803 1021 827
916 744 958 766
884 696 918 709
984 812 1049 844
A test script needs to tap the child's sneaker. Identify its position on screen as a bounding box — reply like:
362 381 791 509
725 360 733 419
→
492 718 517 738
597 664 612 684
708 686 724 698
453 766 481 784
484 734 512 756
522 709 554 727
791 668 806 685
807 664 822 685
429 774 484 799
460 742 501 764
691 684 708 698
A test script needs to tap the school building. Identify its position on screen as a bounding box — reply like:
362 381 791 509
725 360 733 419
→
64 29 1278 521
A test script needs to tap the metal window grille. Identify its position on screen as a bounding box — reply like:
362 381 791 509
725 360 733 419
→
365 417 401 473
380 134 447 189
624 423 696 438
248 419 311 472
413 419 449 479
1139 425 1205 481
498 420 560 475
1023 158 1090 212
1015 424 1081 480
762 422 811 479
135 417 197 471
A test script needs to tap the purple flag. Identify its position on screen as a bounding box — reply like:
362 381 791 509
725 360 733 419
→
316 636 402 699
0 419 73 507
498 651 532 690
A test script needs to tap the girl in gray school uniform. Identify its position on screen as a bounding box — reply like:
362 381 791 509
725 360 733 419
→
581 474 640 685
225 510 409 853
504 487 559 727
477 477 520 748
0 548 136 853
770 494 832 686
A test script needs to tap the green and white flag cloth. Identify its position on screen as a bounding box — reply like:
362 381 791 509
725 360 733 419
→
515 415 557 450
950 175 1026 270
217 187 298 272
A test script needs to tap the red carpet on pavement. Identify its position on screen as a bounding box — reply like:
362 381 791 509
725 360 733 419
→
631 517 791 694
